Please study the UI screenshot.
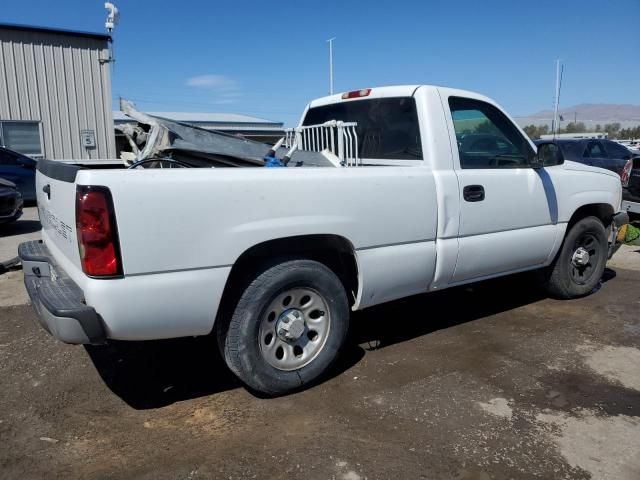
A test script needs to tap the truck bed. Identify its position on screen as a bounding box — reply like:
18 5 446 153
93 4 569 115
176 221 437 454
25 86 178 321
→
34 158 438 339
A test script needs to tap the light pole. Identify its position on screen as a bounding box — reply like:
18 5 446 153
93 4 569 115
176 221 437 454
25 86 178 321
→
327 37 336 95
553 60 560 135
553 59 564 136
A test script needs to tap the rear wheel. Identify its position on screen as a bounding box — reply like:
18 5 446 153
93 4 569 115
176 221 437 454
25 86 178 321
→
219 259 350 395
541 216 608 299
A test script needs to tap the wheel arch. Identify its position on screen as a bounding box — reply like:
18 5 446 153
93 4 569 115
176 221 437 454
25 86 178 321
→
568 203 615 227
214 234 360 334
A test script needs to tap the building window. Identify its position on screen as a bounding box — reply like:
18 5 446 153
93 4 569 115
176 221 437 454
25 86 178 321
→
0 121 43 158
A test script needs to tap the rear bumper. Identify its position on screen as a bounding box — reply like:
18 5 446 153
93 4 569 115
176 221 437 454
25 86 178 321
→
608 211 630 259
18 240 106 345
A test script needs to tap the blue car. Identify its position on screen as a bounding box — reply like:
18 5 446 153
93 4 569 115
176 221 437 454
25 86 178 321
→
0 177 23 224
0 147 37 202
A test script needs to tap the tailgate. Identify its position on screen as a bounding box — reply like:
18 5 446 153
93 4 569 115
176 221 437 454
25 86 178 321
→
36 160 83 270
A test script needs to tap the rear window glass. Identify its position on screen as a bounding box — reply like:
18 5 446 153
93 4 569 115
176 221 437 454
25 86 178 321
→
605 141 632 160
302 97 422 160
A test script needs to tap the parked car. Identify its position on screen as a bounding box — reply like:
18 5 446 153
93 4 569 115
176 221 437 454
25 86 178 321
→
0 178 24 224
625 156 640 217
20 85 628 395
618 140 640 153
0 147 37 202
533 138 639 216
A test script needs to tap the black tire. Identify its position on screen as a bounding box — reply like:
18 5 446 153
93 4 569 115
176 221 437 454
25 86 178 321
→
218 259 350 396
541 216 608 299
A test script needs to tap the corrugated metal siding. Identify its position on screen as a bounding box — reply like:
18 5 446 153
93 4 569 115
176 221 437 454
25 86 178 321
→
0 28 115 160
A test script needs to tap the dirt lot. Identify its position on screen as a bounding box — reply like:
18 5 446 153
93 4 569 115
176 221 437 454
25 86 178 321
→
1 214 640 479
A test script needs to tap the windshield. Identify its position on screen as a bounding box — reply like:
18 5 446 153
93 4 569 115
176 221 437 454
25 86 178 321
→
302 97 423 160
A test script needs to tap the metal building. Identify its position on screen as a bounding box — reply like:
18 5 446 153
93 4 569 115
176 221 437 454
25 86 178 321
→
0 23 116 160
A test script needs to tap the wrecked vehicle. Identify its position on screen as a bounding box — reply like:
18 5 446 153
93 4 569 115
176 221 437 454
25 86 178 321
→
20 85 628 395
115 99 351 168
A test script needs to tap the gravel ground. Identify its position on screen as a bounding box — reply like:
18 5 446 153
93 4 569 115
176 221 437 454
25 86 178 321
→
0 216 639 479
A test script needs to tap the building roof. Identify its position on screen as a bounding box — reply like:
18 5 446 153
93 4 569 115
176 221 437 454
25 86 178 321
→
0 22 111 41
113 111 283 126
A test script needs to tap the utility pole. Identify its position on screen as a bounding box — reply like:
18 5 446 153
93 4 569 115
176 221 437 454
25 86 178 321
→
327 37 336 95
553 59 564 136
553 59 560 135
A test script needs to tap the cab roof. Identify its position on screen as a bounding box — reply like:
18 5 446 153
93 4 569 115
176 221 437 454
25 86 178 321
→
308 85 491 108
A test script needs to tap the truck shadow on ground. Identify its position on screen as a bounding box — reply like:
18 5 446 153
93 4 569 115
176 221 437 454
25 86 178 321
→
86 335 242 410
351 271 546 350
350 268 613 350
85 269 616 410
85 334 366 409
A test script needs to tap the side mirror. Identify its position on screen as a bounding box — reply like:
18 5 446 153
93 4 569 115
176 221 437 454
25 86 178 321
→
533 142 564 168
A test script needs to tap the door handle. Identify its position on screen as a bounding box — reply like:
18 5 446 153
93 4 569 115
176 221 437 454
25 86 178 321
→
42 184 51 200
463 185 485 202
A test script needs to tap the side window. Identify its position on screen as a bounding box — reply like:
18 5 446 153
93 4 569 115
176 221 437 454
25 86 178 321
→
448 97 534 169
584 141 606 158
0 122 43 157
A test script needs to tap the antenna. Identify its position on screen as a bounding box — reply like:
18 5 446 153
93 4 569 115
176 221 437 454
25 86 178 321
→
105 3 120 32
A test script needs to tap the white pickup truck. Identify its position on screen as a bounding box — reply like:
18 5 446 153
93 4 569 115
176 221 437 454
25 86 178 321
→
20 85 628 395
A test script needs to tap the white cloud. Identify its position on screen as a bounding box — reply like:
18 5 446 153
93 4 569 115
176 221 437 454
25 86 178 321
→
186 74 236 89
185 74 242 104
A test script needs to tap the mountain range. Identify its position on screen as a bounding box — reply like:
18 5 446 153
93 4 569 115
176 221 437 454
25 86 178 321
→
527 104 640 122
515 104 640 128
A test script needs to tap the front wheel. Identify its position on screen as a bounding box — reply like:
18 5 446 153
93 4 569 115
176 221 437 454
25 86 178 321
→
219 259 350 395
541 216 608 299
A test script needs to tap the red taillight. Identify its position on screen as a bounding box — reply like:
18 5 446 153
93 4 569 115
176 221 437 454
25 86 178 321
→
621 159 632 187
341 88 371 99
76 186 122 277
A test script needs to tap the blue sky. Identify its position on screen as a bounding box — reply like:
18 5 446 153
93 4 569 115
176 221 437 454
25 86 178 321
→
3 0 639 126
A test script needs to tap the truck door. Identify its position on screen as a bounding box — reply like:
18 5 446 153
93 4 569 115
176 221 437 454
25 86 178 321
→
445 96 557 283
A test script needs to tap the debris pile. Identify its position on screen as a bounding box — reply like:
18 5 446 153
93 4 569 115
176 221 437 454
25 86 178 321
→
115 100 335 168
